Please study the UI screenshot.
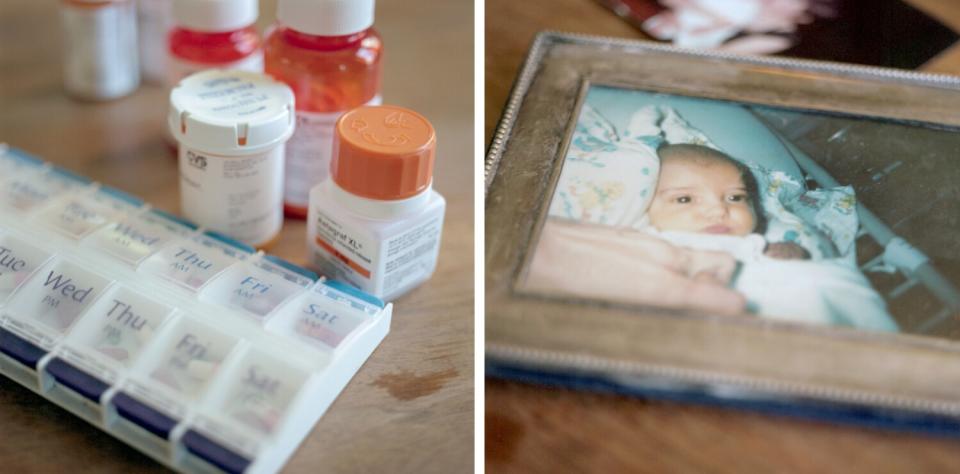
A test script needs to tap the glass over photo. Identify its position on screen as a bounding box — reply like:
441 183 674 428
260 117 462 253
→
522 84 960 338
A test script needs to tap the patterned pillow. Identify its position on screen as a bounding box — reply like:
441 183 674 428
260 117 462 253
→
548 104 665 229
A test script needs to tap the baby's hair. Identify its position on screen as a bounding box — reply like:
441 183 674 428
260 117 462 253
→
656 143 768 234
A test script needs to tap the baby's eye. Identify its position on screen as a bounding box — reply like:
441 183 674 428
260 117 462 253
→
674 196 692 204
727 194 748 203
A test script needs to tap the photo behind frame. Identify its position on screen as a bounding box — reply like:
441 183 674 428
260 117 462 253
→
522 83 960 340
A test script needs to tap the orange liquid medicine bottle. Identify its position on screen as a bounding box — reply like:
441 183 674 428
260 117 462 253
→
264 0 384 219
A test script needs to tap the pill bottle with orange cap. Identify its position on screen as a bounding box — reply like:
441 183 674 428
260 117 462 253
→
307 105 445 301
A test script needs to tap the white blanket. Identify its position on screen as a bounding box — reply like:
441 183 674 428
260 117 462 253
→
655 231 899 332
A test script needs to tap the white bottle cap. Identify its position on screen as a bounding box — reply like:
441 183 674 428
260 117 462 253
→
172 0 258 32
277 0 375 36
169 70 295 156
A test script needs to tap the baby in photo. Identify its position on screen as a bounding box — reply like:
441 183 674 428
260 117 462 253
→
646 143 898 332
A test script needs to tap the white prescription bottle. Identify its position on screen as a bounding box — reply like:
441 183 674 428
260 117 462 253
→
61 0 140 100
307 105 446 301
169 70 295 248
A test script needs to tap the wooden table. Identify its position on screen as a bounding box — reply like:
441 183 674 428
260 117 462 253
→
0 0 474 472
485 0 960 471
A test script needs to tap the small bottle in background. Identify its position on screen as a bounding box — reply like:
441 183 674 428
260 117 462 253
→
166 0 262 88
136 0 172 83
61 0 140 101
169 70 295 249
264 0 384 219
307 105 446 301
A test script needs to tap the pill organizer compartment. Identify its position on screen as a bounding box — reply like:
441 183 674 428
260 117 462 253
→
0 257 113 389
0 233 55 305
67 285 176 367
0 165 90 214
146 316 239 398
35 186 144 239
199 255 317 323
42 285 176 426
4 257 113 334
108 314 240 463
85 208 199 266
177 348 311 474
269 280 383 353
139 232 253 292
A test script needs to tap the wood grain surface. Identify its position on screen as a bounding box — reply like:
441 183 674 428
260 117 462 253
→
0 0 474 473
485 0 960 472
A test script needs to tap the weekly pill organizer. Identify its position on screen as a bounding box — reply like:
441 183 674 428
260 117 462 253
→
0 144 392 473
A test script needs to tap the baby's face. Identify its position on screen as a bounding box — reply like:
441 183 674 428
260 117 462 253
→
647 156 757 236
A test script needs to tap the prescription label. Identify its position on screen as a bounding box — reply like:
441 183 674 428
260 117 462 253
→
179 147 283 246
310 211 377 291
380 214 444 296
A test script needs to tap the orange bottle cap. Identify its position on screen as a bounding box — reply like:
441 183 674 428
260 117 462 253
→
331 105 436 200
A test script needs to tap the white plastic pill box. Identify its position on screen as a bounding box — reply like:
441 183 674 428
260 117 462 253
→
0 145 392 474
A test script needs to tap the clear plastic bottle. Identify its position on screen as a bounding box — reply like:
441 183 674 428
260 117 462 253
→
61 0 140 100
166 0 262 88
264 0 384 219
307 106 445 301
136 0 172 83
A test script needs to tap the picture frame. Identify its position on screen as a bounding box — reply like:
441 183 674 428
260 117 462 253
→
486 32 960 429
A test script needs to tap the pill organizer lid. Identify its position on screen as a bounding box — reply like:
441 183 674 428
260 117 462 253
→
169 70 295 156
331 105 436 200
277 0 374 36
172 0 258 32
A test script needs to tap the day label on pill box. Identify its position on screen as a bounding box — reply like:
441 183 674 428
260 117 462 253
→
2 178 57 213
200 264 306 320
141 242 239 291
73 286 173 366
0 235 53 303
294 298 367 350
88 212 191 264
39 197 124 239
5 259 111 333
221 351 307 435
149 319 236 398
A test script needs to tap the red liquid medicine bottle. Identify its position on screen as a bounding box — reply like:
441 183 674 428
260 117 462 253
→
264 0 384 219
166 0 263 88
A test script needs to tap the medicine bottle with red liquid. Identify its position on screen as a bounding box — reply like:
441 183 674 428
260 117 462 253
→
166 0 263 88
264 0 383 219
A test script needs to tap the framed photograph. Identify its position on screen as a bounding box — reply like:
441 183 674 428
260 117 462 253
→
486 32 960 428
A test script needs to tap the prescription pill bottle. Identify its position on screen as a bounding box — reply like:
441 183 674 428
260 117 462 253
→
264 0 383 219
169 70 295 248
61 0 140 100
307 105 445 301
166 0 262 88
